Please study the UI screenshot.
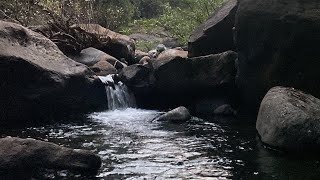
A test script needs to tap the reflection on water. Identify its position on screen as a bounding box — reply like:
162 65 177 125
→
1 108 320 179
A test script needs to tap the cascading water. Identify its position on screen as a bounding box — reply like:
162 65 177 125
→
98 75 136 110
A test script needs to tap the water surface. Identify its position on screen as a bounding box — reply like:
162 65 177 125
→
1 108 320 179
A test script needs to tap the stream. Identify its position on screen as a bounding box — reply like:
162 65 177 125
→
1 75 320 179
1 108 320 179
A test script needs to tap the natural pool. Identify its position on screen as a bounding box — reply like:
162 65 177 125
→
1 108 320 179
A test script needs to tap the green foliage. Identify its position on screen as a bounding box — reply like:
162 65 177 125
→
0 0 226 46
120 0 225 45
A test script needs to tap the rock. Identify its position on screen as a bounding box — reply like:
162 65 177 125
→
0 137 101 178
139 56 151 65
120 51 237 110
157 49 188 61
72 47 125 69
71 24 135 64
153 49 188 69
156 44 167 54
188 0 238 57
135 50 149 62
214 104 236 116
148 49 158 58
154 106 191 123
91 60 117 76
235 0 320 115
154 50 237 93
0 20 107 126
118 64 154 88
257 86 320 152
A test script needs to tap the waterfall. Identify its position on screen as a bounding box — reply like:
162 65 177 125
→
99 75 136 110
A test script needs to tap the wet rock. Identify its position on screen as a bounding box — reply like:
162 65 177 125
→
214 104 236 116
257 86 320 152
155 106 191 123
0 20 107 126
188 0 238 57
0 137 101 178
235 0 320 115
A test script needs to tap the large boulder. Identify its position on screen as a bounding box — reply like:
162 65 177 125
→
120 50 237 110
72 47 125 75
235 0 320 115
188 0 238 57
257 86 320 152
71 24 135 64
0 137 101 178
0 20 107 126
154 106 191 123
118 64 154 88
154 50 237 93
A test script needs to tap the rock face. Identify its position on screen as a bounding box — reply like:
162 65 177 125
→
154 106 191 123
0 137 101 178
71 24 135 64
235 0 320 115
0 20 107 126
257 87 320 152
188 0 238 57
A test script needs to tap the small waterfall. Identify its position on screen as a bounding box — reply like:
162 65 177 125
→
99 75 136 110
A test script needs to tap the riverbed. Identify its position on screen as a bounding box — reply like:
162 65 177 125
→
1 108 320 179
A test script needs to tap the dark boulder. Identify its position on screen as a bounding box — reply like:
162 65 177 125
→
154 50 237 93
257 86 320 152
122 50 237 110
188 0 238 57
235 0 320 115
154 106 191 123
0 137 101 178
0 20 107 126
118 64 154 88
214 104 236 116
